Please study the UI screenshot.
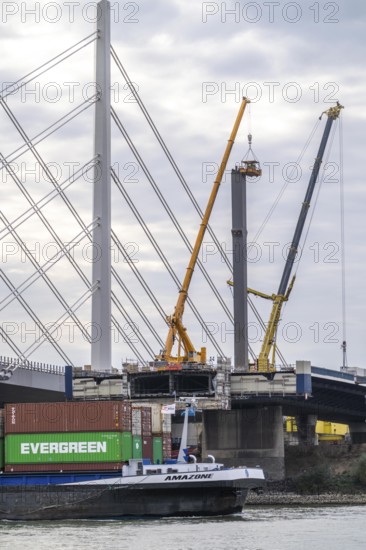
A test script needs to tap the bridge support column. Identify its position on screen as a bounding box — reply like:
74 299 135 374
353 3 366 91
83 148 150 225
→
91 0 112 372
231 169 249 371
349 422 366 444
202 406 284 481
295 414 318 445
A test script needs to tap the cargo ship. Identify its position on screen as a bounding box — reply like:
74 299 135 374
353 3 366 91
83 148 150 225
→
0 401 265 519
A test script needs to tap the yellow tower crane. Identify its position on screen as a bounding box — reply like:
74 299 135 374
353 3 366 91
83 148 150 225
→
156 97 250 364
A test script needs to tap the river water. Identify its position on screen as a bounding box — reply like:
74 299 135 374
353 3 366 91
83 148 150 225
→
0 505 364 550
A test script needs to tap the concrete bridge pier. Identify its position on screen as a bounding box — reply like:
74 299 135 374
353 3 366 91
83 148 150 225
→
295 414 318 446
202 406 285 481
349 422 366 443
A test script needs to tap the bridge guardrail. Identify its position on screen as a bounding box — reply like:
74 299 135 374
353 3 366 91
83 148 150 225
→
0 356 65 376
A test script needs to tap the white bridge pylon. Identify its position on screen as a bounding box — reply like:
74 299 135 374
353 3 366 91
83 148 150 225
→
0 0 243 374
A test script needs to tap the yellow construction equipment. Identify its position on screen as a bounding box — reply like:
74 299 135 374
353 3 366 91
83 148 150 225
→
239 133 262 177
286 417 349 443
156 97 250 364
227 275 295 370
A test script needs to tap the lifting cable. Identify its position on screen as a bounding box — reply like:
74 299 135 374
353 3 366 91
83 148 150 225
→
339 114 347 367
242 107 260 163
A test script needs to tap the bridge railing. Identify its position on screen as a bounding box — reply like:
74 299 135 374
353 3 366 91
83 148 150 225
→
0 356 65 376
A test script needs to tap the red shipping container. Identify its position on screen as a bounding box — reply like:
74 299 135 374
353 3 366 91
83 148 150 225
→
4 462 124 473
142 436 153 462
141 407 152 436
5 401 132 434
0 409 4 438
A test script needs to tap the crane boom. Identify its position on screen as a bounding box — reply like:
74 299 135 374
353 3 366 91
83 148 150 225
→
256 102 344 371
159 97 250 363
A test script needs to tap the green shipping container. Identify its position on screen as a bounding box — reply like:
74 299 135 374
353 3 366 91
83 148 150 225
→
5 432 133 464
121 431 133 462
132 435 142 459
153 437 163 464
0 439 4 469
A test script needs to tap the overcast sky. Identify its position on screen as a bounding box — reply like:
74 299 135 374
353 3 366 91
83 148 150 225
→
0 0 365 371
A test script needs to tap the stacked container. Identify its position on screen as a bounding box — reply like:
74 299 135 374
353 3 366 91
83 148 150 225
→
4 401 132 433
131 407 142 459
0 409 4 470
1 401 173 471
141 407 153 462
150 403 163 464
4 401 132 473
162 409 172 461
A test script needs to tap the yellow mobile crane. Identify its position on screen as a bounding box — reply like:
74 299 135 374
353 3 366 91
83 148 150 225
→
229 102 343 372
157 97 250 364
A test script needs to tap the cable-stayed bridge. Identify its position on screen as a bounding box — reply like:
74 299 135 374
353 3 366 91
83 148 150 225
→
0 1 243 377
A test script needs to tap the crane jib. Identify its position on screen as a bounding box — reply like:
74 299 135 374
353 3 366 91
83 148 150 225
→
277 112 337 297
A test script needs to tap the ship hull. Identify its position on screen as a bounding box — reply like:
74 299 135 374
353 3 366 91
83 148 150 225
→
0 479 251 520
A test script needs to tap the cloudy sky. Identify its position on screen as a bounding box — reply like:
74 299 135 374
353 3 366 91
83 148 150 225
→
0 0 365 372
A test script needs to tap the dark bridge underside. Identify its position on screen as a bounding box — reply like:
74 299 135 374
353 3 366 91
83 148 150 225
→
0 384 65 406
232 375 366 424
129 371 215 399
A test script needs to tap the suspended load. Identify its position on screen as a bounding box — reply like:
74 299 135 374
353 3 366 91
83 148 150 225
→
238 133 262 177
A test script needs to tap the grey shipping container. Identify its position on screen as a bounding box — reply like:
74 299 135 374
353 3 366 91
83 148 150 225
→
131 407 142 436
5 401 132 434
162 414 172 433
